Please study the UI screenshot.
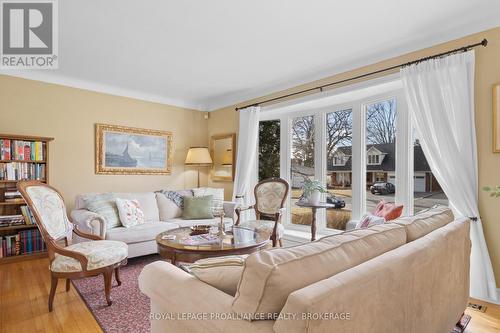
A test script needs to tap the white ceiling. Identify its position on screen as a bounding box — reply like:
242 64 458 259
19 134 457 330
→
2 0 500 111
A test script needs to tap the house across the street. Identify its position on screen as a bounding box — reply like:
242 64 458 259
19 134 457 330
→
327 143 442 192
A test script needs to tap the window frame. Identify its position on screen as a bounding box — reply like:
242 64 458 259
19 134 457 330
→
258 77 413 234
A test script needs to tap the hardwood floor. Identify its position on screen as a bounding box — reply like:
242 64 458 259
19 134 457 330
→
0 258 102 333
1 257 499 333
466 298 500 333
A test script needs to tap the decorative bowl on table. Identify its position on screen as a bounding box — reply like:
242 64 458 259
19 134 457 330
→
190 225 211 235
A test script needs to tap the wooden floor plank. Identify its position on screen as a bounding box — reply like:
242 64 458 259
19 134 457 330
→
1 257 499 332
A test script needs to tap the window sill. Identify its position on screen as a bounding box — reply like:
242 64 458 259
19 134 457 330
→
283 226 343 244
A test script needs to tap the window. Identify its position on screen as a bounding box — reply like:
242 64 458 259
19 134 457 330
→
413 134 448 212
326 109 352 230
258 120 281 181
256 77 449 234
365 98 396 214
367 154 380 165
291 115 315 226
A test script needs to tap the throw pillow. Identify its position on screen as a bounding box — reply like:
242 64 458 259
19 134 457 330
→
355 214 386 229
373 201 404 221
115 198 145 228
83 193 121 229
182 255 248 295
193 188 224 215
156 190 193 220
182 195 214 219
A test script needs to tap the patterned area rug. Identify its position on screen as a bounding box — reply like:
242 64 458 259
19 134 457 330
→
72 254 161 333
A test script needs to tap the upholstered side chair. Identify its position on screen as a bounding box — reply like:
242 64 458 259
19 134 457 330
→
17 180 128 311
235 178 289 247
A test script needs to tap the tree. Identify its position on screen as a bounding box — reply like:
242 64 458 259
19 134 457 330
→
292 116 315 167
366 99 396 144
258 120 280 180
326 110 352 159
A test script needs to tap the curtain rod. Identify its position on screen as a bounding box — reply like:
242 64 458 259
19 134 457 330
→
235 38 488 111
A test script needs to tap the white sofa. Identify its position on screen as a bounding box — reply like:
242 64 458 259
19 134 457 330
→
139 206 471 333
70 190 237 258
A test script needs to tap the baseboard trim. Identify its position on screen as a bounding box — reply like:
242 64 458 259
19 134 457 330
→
469 291 500 305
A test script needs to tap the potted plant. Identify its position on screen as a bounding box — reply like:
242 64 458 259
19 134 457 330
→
302 178 328 205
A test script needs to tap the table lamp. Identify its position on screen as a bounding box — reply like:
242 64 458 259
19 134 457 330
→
185 147 213 188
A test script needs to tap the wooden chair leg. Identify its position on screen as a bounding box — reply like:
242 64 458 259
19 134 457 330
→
114 267 122 286
65 279 71 292
48 275 58 312
271 235 277 247
103 269 113 306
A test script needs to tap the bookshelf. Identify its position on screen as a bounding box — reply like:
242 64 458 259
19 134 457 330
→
0 133 54 264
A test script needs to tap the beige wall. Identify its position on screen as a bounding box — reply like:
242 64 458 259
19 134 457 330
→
208 26 500 283
0 75 209 210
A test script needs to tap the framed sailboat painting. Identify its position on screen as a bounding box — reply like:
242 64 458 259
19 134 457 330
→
95 124 173 175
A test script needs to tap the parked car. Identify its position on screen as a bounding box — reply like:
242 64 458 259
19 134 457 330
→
370 182 395 195
326 193 346 209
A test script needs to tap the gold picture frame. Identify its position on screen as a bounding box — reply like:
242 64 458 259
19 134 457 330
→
494 83 500 153
210 133 236 182
95 123 173 175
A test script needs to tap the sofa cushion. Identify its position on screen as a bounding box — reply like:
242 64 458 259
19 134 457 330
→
232 223 406 319
156 190 193 220
83 193 121 229
77 192 160 223
183 195 214 219
116 198 146 228
393 205 453 242
51 240 128 272
105 221 178 244
193 187 224 215
183 255 248 296
113 192 159 222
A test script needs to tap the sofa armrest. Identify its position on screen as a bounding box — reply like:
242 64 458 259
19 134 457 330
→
138 261 274 333
70 209 107 239
223 201 238 221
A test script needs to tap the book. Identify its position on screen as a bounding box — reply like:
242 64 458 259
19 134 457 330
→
0 139 45 161
180 234 220 245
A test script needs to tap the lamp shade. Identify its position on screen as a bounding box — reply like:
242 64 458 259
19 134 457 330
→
185 147 213 165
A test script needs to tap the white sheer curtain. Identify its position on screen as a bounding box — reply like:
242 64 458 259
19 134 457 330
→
401 50 497 301
233 106 260 220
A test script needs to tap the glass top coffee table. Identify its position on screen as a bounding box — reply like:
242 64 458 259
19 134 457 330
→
156 226 271 265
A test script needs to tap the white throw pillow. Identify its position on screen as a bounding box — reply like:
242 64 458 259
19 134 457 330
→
115 198 146 228
355 214 386 229
193 187 224 215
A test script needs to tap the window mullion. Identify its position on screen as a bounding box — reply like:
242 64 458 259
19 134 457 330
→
315 112 327 231
351 102 365 221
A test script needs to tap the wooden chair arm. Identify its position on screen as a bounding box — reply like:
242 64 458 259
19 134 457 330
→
73 227 103 241
235 205 254 225
50 241 89 271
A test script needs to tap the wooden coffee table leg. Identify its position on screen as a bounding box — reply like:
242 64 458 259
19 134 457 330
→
311 207 317 241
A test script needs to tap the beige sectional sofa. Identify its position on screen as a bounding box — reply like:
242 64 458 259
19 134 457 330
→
70 190 236 258
139 206 471 333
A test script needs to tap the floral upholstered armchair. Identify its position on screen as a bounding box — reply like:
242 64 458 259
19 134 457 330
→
17 180 128 311
235 178 289 247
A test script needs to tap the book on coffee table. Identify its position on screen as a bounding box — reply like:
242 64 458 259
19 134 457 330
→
180 234 220 245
